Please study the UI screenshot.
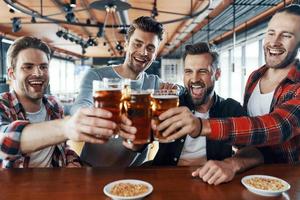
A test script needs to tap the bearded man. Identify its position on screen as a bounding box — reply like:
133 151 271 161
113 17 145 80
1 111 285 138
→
154 4 300 165
151 42 264 185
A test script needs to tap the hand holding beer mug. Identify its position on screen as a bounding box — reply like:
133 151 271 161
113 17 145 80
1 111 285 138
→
124 90 152 144
151 89 179 141
93 78 123 136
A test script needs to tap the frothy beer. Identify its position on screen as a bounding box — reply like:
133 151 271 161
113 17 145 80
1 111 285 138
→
152 94 179 140
93 88 122 125
125 91 152 144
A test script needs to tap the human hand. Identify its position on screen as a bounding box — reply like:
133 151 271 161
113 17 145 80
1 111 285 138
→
119 114 145 151
152 106 201 142
63 107 116 144
191 160 236 185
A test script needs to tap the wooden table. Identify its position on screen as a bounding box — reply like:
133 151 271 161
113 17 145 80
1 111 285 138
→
0 164 299 200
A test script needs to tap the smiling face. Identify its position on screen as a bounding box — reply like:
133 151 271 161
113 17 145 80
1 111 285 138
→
123 28 160 76
184 53 220 107
8 48 49 102
264 12 300 69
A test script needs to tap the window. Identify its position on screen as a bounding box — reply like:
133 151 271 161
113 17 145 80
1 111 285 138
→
161 59 183 85
49 58 76 94
230 46 243 103
218 50 230 99
244 40 260 84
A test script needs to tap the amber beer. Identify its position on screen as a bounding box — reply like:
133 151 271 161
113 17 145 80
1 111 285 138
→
93 79 123 135
125 91 152 144
152 91 179 140
93 89 122 124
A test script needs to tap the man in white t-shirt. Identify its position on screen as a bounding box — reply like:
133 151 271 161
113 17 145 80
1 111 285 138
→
151 42 263 185
155 4 300 165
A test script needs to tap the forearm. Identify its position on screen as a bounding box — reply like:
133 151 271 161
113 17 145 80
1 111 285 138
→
224 147 264 174
205 100 300 146
20 119 67 153
70 69 98 115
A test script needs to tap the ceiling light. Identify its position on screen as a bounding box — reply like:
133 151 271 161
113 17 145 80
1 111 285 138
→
116 42 123 51
56 30 64 37
31 16 36 23
70 0 76 8
97 24 104 38
65 12 76 23
87 37 94 46
63 33 69 40
9 8 15 13
151 0 158 19
11 17 21 33
151 7 158 18
6 4 20 13
119 28 127 35
86 19 91 25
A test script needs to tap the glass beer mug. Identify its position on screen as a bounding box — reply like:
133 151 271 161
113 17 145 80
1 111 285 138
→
151 89 179 141
93 78 124 135
124 89 152 144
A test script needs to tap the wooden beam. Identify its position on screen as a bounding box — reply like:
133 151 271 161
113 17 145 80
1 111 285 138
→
167 0 233 55
158 0 203 56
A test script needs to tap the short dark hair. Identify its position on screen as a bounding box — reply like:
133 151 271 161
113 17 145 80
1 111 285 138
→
277 4 300 16
7 36 51 69
126 16 164 41
183 42 219 69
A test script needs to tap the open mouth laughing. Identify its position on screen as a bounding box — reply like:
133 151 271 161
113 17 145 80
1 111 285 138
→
133 55 148 65
190 83 205 97
267 47 285 56
27 79 45 91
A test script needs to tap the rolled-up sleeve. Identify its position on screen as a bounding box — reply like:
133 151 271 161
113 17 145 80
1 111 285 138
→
208 94 300 146
0 109 30 160
70 69 101 115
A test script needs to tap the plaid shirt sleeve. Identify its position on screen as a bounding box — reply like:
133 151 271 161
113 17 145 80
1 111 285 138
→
64 144 82 167
0 102 30 160
208 87 300 146
46 96 82 167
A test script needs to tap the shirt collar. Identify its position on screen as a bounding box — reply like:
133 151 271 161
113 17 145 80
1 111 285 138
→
256 59 300 83
11 90 51 115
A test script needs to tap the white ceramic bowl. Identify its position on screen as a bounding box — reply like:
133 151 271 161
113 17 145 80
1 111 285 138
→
241 175 290 197
103 179 153 200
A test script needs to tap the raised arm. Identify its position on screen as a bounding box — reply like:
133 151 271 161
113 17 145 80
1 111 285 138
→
203 90 300 145
70 68 102 115
0 107 116 161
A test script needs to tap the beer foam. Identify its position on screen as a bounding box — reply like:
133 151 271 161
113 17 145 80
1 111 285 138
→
94 88 122 91
152 95 178 99
131 92 151 95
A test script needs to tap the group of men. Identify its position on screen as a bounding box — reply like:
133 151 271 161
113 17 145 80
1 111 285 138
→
0 4 299 185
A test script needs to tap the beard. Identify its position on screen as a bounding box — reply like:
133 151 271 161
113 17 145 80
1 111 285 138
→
265 43 300 69
188 84 214 107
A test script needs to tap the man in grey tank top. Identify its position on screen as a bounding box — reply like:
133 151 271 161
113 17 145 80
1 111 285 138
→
71 16 174 167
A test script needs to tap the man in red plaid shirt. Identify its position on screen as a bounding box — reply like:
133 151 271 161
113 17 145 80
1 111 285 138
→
153 4 300 164
0 36 119 168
